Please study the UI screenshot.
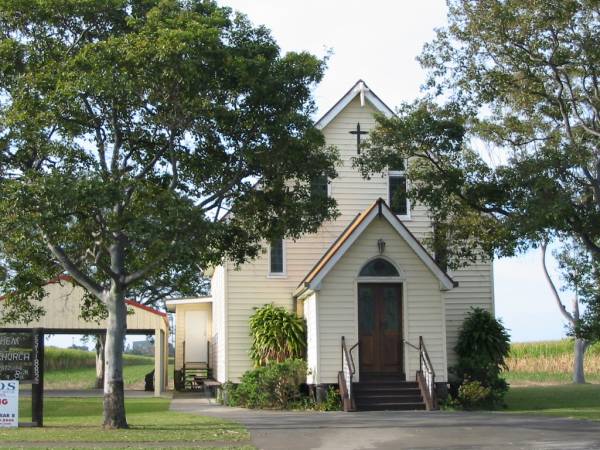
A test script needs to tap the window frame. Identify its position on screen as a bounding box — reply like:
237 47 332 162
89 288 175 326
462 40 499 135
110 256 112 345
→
267 238 287 278
387 164 410 220
310 174 331 199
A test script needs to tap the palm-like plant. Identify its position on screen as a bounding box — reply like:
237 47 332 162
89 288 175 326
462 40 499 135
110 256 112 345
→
249 304 306 366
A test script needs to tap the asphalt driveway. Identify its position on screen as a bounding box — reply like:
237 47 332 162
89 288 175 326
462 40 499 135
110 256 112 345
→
170 396 600 450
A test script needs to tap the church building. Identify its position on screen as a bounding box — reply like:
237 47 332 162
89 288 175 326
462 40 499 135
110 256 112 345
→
167 80 494 411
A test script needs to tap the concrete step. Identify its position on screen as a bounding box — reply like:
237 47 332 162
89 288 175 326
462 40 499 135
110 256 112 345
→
354 394 424 404
354 380 418 389
354 385 420 393
355 401 427 411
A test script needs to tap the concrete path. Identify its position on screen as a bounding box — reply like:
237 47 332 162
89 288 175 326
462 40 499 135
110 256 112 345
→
171 397 600 450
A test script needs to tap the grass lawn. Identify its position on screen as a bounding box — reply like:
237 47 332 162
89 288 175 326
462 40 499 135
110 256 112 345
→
3 397 252 449
43 363 156 390
505 371 600 385
505 384 600 421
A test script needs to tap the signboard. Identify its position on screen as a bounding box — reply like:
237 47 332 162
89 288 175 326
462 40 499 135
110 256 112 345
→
0 333 36 382
0 380 19 427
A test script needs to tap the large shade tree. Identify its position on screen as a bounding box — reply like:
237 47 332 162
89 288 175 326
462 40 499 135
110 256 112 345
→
355 0 600 383
0 0 338 427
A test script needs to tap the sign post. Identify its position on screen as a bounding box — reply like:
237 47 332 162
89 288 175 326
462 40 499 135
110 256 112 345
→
31 329 44 427
0 329 44 427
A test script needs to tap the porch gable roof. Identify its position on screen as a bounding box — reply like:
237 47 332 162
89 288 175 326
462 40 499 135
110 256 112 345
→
294 198 456 298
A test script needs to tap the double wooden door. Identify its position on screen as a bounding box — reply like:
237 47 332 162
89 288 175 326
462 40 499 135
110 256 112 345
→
358 283 403 374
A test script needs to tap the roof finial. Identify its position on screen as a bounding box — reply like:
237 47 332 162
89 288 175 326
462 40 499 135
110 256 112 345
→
353 81 369 107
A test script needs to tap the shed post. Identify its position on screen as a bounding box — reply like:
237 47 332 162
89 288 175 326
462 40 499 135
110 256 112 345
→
154 328 164 397
163 327 169 387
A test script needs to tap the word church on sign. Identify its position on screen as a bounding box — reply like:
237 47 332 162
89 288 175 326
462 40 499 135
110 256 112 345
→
0 333 37 382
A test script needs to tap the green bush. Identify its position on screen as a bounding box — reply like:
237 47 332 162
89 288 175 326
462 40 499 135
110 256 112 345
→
457 380 493 410
321 385 342 411
249 304 306 366
224 358 307 409
452 307 510 409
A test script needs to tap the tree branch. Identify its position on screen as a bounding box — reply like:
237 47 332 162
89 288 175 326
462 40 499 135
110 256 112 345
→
123 260 163 287
80 95 109 174
41 231 104 299
541 242 575 325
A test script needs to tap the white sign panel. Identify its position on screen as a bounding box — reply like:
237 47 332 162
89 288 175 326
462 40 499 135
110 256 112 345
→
0 380 19 427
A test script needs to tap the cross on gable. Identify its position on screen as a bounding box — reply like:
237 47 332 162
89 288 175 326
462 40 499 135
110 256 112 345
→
349 122 368 154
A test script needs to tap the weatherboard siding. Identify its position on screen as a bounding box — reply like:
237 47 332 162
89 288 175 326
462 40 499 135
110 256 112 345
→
304 293 319 384
220 94 492 382
211 265 227 382
223 96 436 381
316 217 447 384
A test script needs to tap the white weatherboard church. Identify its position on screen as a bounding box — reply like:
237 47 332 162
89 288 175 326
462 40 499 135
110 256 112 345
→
167 81 494 411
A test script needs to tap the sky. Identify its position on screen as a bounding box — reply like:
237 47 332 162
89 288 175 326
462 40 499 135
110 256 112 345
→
47 0 571 348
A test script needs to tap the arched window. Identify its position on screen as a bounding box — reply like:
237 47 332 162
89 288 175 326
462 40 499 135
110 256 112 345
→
359 258 399 277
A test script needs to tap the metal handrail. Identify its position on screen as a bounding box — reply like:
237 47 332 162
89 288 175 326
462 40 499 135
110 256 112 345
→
403 336 437 410
340 336 358 411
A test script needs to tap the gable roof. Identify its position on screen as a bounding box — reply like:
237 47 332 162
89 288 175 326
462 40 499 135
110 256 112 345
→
0 274 168 322
315 79 395 130
294 198 456 298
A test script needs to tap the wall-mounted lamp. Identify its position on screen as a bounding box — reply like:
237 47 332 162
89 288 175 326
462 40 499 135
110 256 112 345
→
377 238 386 255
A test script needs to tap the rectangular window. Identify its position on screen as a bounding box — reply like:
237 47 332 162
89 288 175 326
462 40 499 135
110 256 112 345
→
269 238 285 274
310 174 328 199
389 171 408 216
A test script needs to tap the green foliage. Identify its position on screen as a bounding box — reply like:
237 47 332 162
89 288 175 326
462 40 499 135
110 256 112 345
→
321 385 342 411
0 0 337 424
456 380 493 410
509 340 600 359
249 304 306 366
0 0 338 319
452 308 510 409
223 358 307 409
355 0 600 342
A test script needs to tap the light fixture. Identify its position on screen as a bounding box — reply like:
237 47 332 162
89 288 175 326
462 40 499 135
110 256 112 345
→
377 238 386 255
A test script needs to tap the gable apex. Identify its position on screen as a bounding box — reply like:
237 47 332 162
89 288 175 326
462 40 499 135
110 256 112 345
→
315 80 395 130
294 198 456 299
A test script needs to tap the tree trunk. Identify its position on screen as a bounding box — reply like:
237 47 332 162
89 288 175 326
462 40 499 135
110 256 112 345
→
103 284 128 429
573 338 588 384
95 334 106 389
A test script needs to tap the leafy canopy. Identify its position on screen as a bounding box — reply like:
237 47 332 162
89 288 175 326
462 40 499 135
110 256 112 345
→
0 0 338 319
355 0 600 338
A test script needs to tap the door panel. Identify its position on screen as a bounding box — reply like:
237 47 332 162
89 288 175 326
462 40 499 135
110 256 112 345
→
185 310 208 363
380 286 403 372
358 283 403 374
358 285 377 371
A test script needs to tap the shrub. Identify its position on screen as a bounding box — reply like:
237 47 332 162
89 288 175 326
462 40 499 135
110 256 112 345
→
224 358 307 409
322 385 342 411
452 307 510 409
249 304 306 366
457 380 492 410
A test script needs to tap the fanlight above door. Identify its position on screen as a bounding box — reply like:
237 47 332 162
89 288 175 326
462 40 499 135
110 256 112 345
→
359 258 399 277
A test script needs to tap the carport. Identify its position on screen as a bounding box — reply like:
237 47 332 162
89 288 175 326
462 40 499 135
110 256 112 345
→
0 275 169 396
